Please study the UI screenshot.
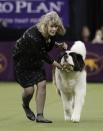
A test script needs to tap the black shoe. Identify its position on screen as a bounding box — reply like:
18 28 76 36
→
22 104 35 121
36 113 52 123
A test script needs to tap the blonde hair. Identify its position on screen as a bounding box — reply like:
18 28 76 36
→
36 11 66 37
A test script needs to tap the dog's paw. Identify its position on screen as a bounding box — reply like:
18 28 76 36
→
71 114 80 122
64 115 71 121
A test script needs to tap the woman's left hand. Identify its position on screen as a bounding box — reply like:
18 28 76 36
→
55 42 68 50
62 42 68 50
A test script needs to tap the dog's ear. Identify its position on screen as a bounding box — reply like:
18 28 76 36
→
57 52 67 63
69 52 85 71
76 54 85 71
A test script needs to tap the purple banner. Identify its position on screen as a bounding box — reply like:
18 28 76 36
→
0 0 69 29
85 44 103 82
0 42 103 82
0 42 15 81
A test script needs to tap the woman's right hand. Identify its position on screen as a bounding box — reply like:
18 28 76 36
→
52 60 63 69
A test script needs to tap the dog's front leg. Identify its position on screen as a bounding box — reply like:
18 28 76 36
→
61 92 73 121
71 87 86 122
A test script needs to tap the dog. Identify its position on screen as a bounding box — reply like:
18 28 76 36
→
53 41 86 122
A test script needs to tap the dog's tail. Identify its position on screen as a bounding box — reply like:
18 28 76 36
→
71 41 86 60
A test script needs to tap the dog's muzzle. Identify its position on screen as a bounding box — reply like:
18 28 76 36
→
62 62 74 72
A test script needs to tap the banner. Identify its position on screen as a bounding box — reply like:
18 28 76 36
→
0 42 103 82
0 0 69 29
85 44 103 82
0 42 14 81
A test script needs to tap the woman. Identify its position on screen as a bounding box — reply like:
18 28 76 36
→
13 11 68 123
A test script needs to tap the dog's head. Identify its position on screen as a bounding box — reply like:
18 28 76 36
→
58 41 86 72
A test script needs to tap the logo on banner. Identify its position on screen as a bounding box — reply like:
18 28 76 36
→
0 53 7 73
0 0 64 13
85 52 103 76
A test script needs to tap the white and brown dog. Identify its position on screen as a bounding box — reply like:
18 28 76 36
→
53 41 86 122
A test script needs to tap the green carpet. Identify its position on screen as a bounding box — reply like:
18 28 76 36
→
0 82 103 131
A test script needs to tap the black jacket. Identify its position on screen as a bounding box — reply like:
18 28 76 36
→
13 26 55 70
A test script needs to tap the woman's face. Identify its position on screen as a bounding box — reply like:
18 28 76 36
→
47 22 58 36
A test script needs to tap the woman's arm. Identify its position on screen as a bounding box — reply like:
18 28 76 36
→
40 46 62 69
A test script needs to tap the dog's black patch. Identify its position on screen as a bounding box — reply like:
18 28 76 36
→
69 52 85 71
57 52 67 63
